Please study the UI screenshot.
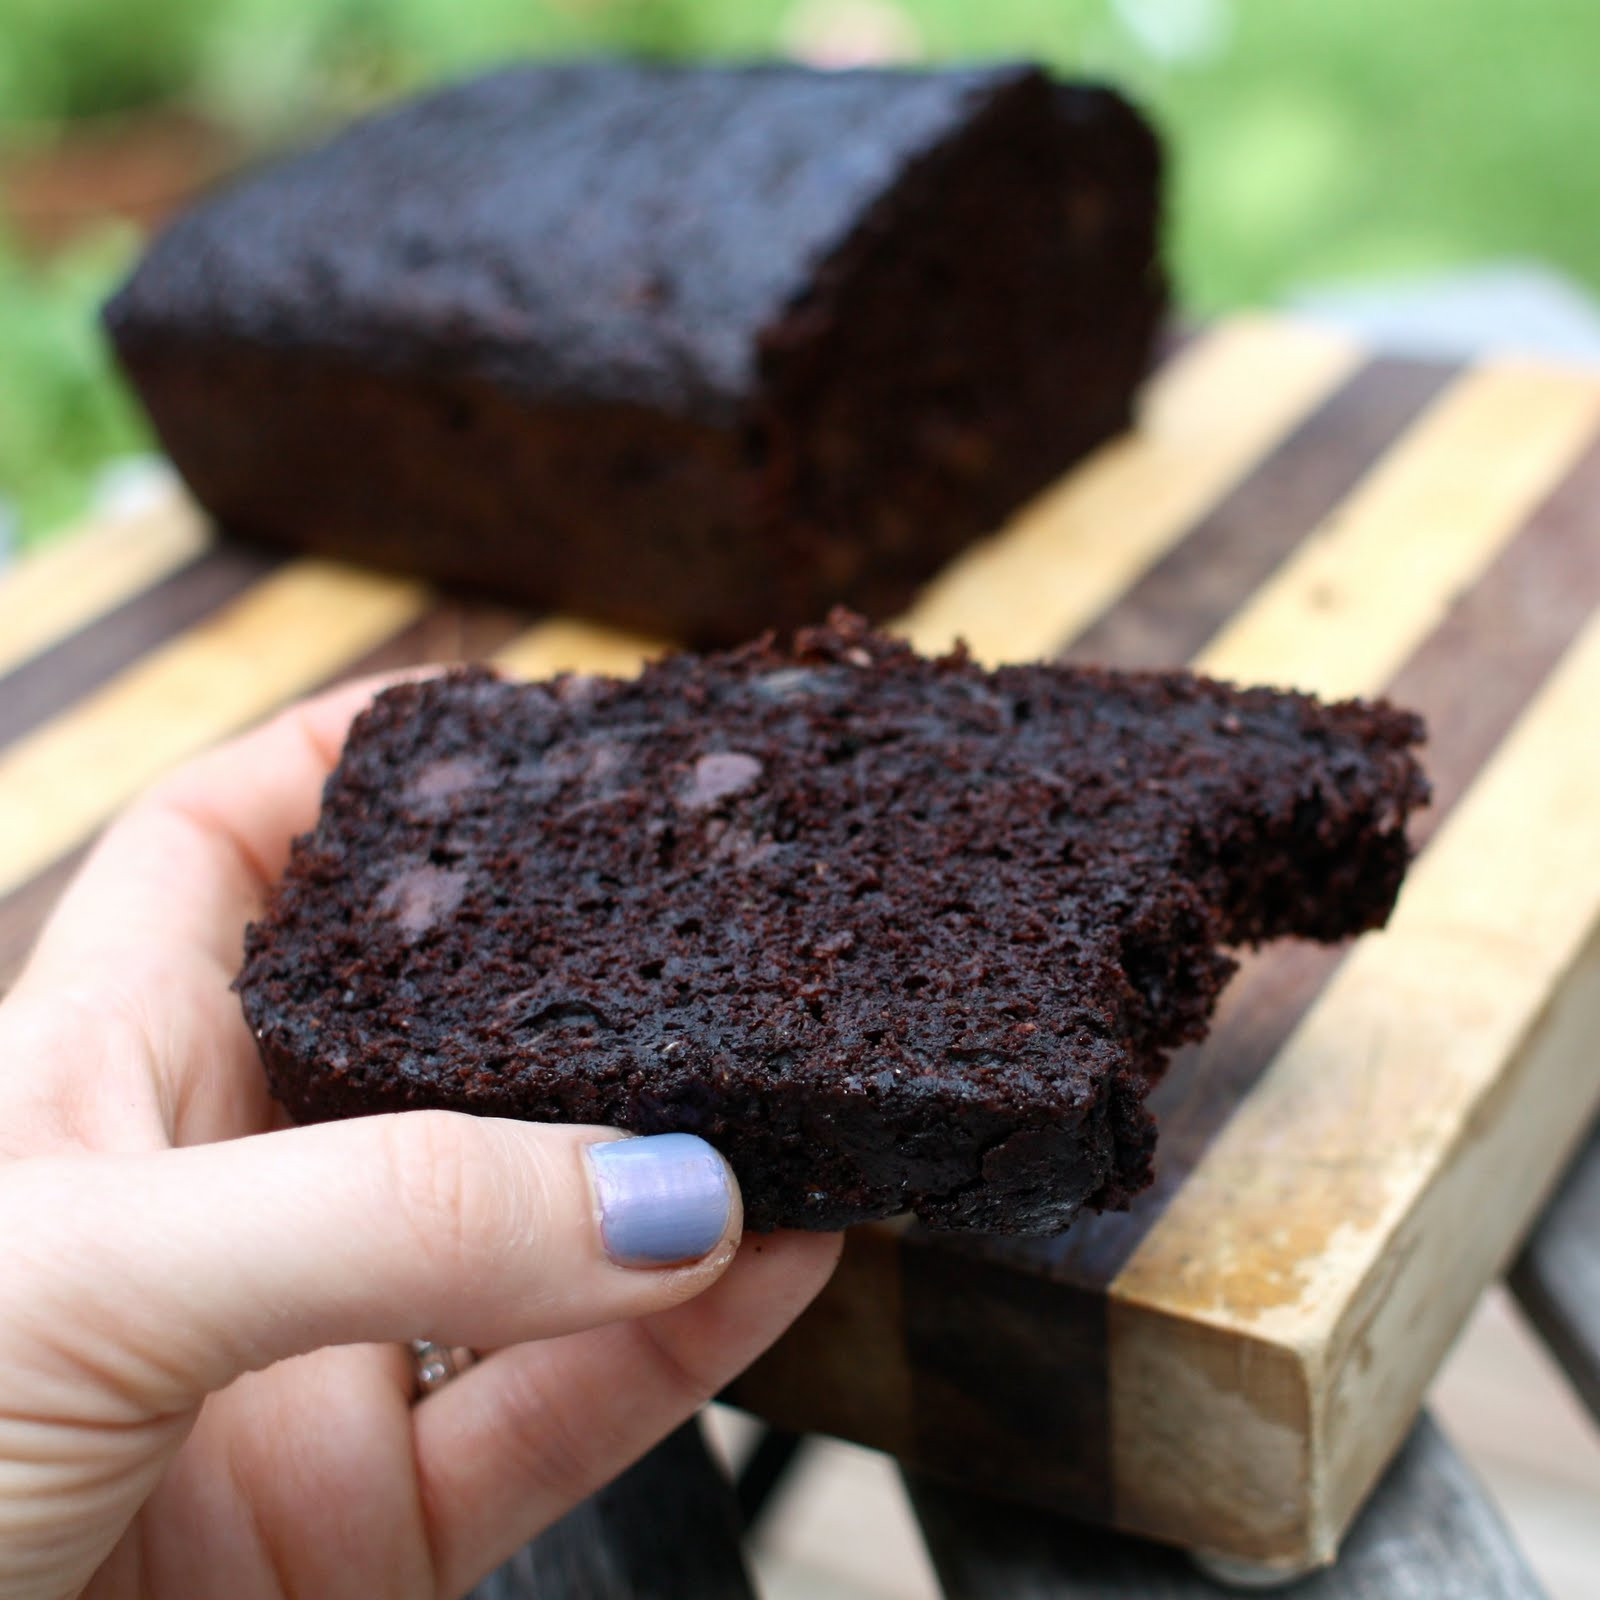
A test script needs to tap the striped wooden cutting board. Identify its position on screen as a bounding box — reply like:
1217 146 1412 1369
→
3 315 1598 1575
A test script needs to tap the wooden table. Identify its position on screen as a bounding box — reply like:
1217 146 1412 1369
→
2 315 1598 1580
480 1130 1600 1598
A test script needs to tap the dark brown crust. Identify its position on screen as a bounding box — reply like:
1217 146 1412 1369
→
103 62 1164 644
236 613 1427 1232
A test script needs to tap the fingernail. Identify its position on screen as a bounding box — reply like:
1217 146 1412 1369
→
587 1133 732 1267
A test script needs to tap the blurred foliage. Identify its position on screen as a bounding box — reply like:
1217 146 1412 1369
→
0 225 148 548
4 0 1600 546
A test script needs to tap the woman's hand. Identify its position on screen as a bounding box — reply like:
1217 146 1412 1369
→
0 677 841 1600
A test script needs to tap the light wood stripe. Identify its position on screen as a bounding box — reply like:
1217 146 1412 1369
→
0 484 209 678
1051 368 1600 1294
1197 362 1600 698
493 618 671 681
1110 600 1600 1562
0 561 427 899
1118 597 1600 1318
1106 355 1600 1561
893 317 1362 666
1061 358 1458 673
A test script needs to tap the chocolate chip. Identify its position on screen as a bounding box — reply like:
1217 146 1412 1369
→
683 751 763 809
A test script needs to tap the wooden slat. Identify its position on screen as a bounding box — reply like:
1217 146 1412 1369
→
0 596 530 995
0 561 428 899
1045 412 1600 1294
0 484 208 677
493 618 670 681
1197 362 1600 698
1110 606 1600 1563
468 1422 755 1600
1062 357 1456 670
0 543 282 750
1509 1121 1600 1424
0 850 84 995
894 317 1361 665
904 1414 1546 1599
332 600 529 685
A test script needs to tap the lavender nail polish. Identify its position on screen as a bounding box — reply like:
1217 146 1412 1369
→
587 1133 732 1266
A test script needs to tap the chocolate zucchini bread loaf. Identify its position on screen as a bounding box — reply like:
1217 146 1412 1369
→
237 615 1427 1233
105 62 1163 644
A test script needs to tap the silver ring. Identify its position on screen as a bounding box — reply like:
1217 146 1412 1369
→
410 1339 476 1399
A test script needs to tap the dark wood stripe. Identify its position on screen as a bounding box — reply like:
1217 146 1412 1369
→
0 544 285 752
1061 357 1456 670
321 598 531 685
0 541 530 762
0 848 88 995
1035 425 1600 1289
905 1234 1112 1517
1384 432 1600 848
0 599 531 996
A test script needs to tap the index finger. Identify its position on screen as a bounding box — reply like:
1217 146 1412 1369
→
17 671 423 998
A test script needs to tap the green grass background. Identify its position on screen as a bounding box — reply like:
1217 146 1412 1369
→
4 0 1598 547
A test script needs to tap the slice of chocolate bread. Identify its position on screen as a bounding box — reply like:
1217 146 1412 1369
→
238 616 1426 1232
104 62 1163 645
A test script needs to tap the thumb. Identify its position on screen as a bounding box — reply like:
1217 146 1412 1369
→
11 1113 743 1414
